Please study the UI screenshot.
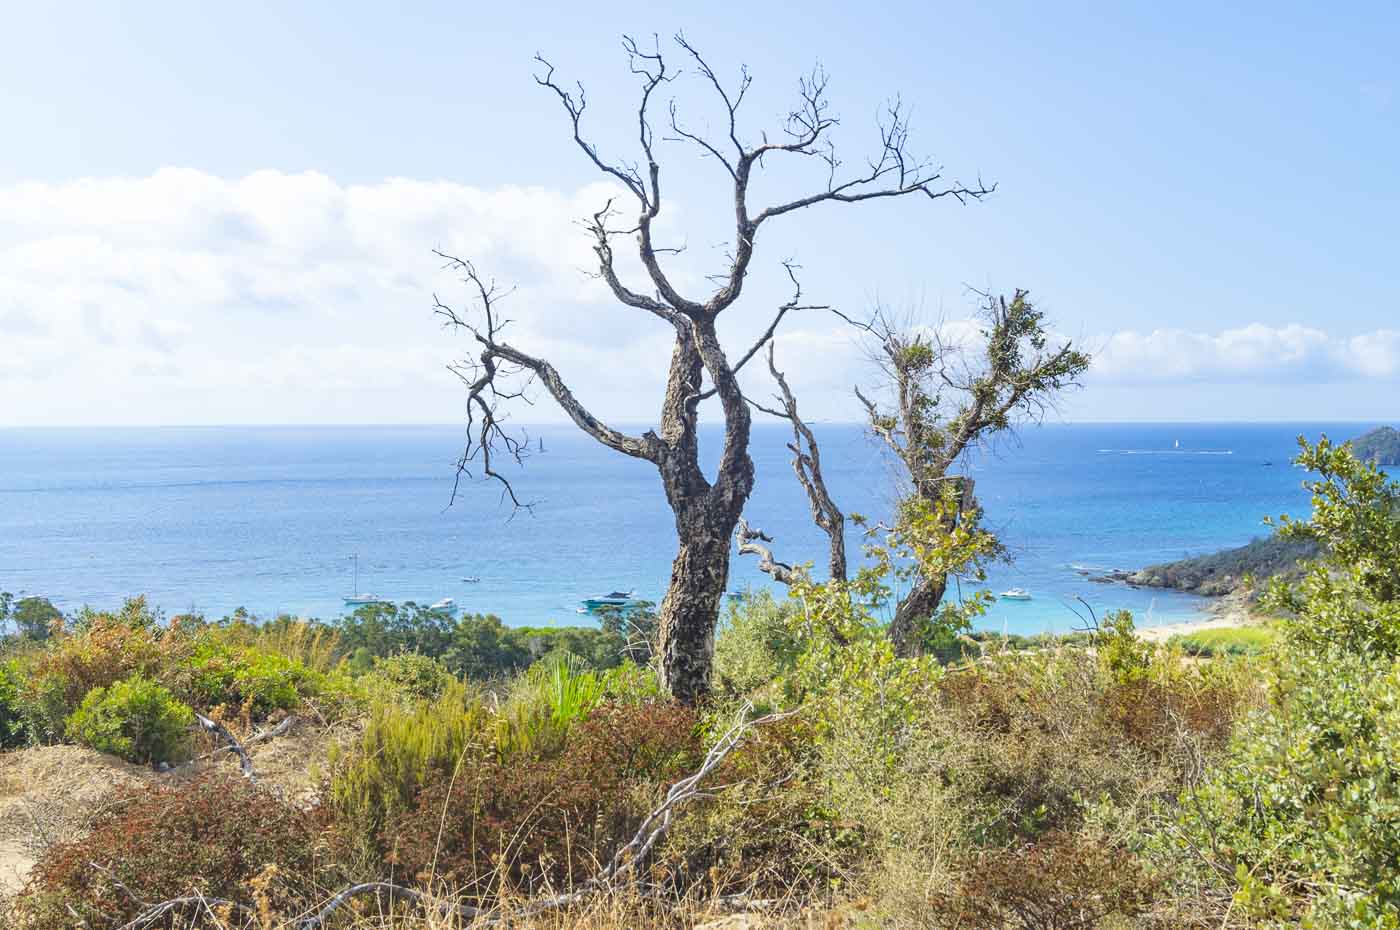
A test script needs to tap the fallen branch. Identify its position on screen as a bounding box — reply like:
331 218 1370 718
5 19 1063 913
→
179 714 297 779
193 712 256 781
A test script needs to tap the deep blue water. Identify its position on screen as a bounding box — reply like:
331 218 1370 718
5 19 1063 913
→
0 422 1368 634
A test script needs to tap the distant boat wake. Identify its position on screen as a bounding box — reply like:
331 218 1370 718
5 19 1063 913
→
1096 449 1234 455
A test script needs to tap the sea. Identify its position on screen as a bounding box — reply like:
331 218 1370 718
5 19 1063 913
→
0 422 1370 636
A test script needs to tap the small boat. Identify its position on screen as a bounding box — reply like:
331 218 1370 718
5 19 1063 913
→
461 576 481 583
726 591 745 601
344 555 390 606
999 588 1032 601
580 590 644 612
429 597 458 614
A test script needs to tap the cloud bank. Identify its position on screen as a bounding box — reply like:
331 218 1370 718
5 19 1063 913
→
1 169 1395 426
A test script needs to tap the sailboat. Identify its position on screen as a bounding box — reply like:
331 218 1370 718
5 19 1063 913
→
343 554 389 606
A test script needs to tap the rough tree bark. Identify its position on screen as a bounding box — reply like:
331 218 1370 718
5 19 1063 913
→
436 35 991 703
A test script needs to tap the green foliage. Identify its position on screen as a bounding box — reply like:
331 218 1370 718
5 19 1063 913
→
1095 609 1154 682
6 595 61 641
366 651 456 701
1154 437 1400 926
65 674 194 765
337 604 636 680
1173 624 1279 657
1266 435 1400 657
186 638 324 719
0 660 25 749
1164 647 1400 925
713 591 802 695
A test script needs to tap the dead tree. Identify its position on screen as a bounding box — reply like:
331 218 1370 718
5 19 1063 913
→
436 34 991 703
743 341 849 585
858 289 1090 655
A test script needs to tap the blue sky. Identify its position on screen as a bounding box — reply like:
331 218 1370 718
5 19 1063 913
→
2 1 1397 425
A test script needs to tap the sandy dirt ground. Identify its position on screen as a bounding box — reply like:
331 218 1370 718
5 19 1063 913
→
0 716 341 898
1139 593 1262 643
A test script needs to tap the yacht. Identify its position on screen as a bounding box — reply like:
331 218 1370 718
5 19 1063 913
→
579 590 644 612
998 588 1032 601
343 555 389 606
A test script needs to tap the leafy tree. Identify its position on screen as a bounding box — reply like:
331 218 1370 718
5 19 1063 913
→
11 595 61 642
857 291 1090 654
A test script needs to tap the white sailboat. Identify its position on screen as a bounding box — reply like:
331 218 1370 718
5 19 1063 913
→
343 554 388 606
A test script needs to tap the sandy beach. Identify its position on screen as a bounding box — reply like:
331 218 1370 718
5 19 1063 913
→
1138 592 1260 643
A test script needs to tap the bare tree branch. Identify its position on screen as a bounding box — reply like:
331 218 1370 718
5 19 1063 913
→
435 253 662 512
736 516 804 586
764 343 847 581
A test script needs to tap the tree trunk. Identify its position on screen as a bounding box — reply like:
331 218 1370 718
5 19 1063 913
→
888 477 974 657
657 520 735 704
889 574 949 657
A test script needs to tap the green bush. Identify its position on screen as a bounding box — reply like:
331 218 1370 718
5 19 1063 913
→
65 674 194 765
1149 439 1400 926
366 651 456 701
1173 624 1279 657
1163 647 1400 926
712 590 802 695
0 660 25 748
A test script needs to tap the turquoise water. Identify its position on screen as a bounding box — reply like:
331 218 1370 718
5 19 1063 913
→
0 422 1365 634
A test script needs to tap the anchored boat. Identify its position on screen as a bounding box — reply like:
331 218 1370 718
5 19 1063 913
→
579 590 645 613
343 554 389 607
998 588 1032 601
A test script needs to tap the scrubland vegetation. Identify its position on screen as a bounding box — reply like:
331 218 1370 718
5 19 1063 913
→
1 435 1396 928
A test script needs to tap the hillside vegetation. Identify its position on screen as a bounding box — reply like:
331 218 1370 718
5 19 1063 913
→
1131 534 1318 595
1352 424 1400 466
1 435 1398 928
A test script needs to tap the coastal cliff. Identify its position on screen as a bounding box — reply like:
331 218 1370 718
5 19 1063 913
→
1352 425 1400 467
1128 535 1318 596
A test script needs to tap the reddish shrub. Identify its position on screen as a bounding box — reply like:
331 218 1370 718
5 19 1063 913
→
16 774 323 928
383 700 700 899
929 832 1160 929
1102 677 1240 760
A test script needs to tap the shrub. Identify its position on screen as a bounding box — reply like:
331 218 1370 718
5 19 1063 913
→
327 681 495 869
0 660 24 748
928 831 1159 929
27 602 172 712
1161 647 1400 926
65 674 194 765
367 651 456 701
186 639 316 718
1173 624 1279 656
384 700 699 898
15 774 322 928
712 591 802 696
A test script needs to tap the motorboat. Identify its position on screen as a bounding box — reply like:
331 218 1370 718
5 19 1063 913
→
579 590 645 612
429 597 458 614
998 588 1032 601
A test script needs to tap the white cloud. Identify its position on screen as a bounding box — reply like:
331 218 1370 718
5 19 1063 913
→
1090 324 1400 384
2 168 1396 428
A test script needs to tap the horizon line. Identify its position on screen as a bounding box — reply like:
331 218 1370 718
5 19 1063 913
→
1 417 1393 430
